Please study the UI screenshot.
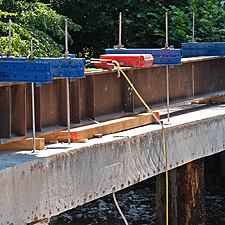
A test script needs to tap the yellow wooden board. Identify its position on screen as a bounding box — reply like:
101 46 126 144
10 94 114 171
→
43 112 157 143
0 138 45 151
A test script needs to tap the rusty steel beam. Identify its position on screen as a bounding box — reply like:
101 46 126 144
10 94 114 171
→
71 78 81 124
57 79 68 127
122 69 134 113
0 85 11 138
0 56 224 144
11 83 26 136
86 75 95 120
34 86 42 132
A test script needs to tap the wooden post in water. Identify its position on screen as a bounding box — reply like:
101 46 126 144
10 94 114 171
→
156 158 205 225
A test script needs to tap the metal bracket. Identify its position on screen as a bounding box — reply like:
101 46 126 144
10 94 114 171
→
35 57 85 79
0 60 51 83
105 48 182 65
182 42 225 57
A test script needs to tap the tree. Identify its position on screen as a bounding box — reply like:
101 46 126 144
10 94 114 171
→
50 0 225 58
0 0 81 57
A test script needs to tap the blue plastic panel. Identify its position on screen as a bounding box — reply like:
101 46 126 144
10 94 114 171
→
105 48 182 65
35 58 85 78
182 42 225 57
0 61 51 83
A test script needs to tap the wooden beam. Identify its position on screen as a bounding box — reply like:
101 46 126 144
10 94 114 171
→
210 96 225 104
43 112 157 143
0 138 45 151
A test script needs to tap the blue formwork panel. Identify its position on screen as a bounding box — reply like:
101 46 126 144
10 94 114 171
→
35 58 85 79
105 48 182 65
182 42 225 57
0 61 51 83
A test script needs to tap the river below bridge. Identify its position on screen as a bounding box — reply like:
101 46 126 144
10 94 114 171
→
50 153 225 225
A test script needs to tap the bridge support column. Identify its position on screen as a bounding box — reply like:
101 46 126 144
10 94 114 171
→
220 151 225 186
156 158 205 225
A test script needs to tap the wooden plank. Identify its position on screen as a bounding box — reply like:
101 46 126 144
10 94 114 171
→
0 138 45 151
210 96 225 104
43 112 157 143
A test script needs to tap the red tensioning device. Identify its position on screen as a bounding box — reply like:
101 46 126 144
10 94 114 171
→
94 59 115 70
100 54 154 68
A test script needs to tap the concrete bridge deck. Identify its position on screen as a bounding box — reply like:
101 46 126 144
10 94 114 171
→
1 104 225 224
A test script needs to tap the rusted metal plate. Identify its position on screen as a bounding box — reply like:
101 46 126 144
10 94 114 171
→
26 83 32 132
41 80 59 128
86 75 95 120
57 79 67 127
35 86 42 132
94 72 124 116
0 86 11 138
133 66 167 108
71 79 81 124
121 69 134 113
11 84 26 136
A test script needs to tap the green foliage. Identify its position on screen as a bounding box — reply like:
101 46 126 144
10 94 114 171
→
50 0 225 58
1 0 224 58
0 0 81 57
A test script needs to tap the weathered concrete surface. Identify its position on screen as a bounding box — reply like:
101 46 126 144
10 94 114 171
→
0 105 225 224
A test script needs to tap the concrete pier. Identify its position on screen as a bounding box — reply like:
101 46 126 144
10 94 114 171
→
1 104 225 224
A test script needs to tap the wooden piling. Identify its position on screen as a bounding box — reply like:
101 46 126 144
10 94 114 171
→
220 151 225 187
156 158 205 225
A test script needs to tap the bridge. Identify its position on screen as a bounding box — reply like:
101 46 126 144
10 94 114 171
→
0 56 225 224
